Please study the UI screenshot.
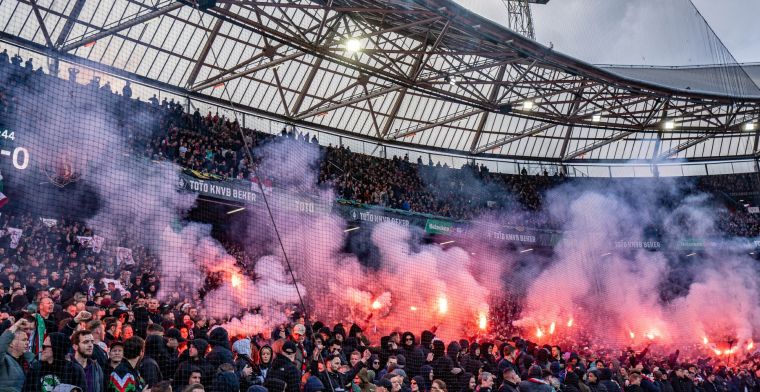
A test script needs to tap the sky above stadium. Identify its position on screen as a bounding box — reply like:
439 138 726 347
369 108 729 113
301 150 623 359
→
453 0 760 66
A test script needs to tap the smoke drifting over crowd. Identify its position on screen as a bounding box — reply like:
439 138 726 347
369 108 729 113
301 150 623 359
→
9 64 760 352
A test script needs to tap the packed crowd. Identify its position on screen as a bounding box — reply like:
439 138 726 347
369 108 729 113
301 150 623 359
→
3 293 760 392
4 47 760 235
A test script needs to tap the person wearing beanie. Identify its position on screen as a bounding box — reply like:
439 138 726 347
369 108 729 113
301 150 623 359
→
233 338 260 392
377 379 394 392
268 340 301 392
210 363 240 392
518 365 552 392
305 375 326 392
26 332 86 392
206 327 233 369
105 337 145 392
174 339 215 390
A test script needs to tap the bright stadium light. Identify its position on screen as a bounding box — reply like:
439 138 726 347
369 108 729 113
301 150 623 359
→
744 122 756 131
522 101 535 110
664 120 676 130
345 38 362 53
592 115 601 122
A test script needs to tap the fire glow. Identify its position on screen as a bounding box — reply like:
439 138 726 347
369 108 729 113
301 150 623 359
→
437 296 448 314
478 313 488 330
231 273 242 288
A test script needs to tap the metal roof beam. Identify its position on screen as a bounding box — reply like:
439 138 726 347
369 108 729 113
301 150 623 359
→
295 85 405 120
387 108 483 140
192 51 306 91
53 0 86 48
185 2 230 88
563 131 636 161
472 121 556 154
29 0 54 49
657 134 714 160
60 2 184 52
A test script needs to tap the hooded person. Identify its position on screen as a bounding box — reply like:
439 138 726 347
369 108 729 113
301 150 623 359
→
174 339 215 390
349 324 370 348
258 345 273 380
588 370 609 392
210 362 240 392
431 340 455 390
518 365 553 392
206 327 234 369
401 332 425 378
26 332 86 392
139 335 167 388
461 343 482 376
357 367 376 392
563 371 582 392
413 376 428 392
420 365 434 392
420 331 435 355
599 368 622 392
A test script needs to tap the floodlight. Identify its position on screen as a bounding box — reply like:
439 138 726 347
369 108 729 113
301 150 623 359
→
592 115 601 122
345 39 362 53
522 101 535 110
664 120 675 130
744 122 756 131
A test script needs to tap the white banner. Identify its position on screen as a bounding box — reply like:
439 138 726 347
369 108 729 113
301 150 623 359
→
116 247 134 265
7 228 22 249
101 278 128 295
749 206 759 214
40 218 58 227
76 236 93 248
92 235 104 253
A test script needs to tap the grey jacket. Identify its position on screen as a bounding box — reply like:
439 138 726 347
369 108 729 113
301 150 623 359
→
0 329 34 392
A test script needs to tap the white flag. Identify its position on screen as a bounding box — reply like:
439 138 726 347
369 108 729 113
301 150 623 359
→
116 247 134 265
7 228 22 249
40 218 58 227
91 235 105 253
76 236 93 248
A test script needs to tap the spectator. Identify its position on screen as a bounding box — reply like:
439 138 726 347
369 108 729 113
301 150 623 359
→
106 336 145 392
268 341 301 392
0 318 34 391
26 332 86 392
70 330 104 392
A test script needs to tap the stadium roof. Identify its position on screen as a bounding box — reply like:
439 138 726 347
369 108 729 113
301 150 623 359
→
2 0 760 163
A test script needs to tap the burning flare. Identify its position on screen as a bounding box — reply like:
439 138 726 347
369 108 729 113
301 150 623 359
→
567 318 574 328
629 331 635 339
478 313 488 330
371 300 382 310
549 322 556 335
748 341 754 351
703 336 709 345
536 327 544 338
231 273 242 288
410 306 417 311
437 297 448 314
714 349 722 355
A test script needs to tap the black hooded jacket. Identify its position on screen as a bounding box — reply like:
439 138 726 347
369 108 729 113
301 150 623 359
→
431 340 455 389
401 332 425 378
267 354 300 392
25 332 86 392
174 339 215 389
207 328 234 369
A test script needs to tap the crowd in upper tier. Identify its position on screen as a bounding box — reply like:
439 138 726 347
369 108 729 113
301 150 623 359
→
2 47 760 235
